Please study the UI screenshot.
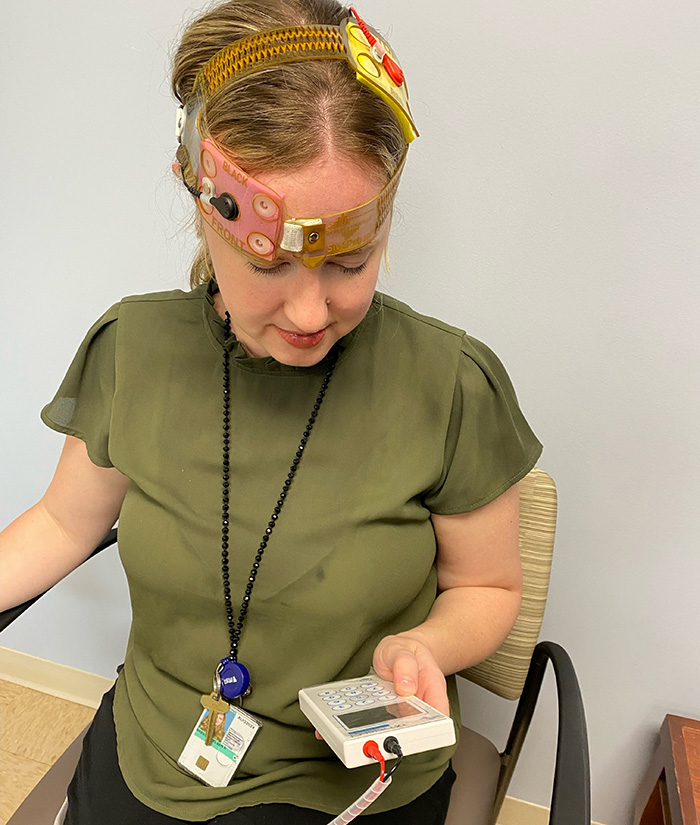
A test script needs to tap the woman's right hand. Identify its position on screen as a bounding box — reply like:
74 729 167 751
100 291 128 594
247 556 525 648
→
0 435 129 611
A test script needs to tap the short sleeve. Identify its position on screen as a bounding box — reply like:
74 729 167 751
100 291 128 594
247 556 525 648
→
423 334 543 514
40 303 120 468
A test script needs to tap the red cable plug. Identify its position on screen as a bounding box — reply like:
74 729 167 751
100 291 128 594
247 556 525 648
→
349 7 405 87
363 740 386 781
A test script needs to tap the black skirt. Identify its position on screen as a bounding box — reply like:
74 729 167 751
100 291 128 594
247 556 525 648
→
65 678 455 825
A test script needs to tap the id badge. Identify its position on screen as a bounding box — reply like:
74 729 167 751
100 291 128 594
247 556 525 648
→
177 704 262 787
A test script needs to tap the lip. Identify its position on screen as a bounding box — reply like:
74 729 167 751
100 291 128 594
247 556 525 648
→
275 326 328 349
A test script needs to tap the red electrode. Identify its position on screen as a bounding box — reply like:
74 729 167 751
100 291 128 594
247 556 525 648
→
349 7 405 87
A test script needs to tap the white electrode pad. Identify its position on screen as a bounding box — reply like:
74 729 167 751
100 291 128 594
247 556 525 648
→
298 672 456 769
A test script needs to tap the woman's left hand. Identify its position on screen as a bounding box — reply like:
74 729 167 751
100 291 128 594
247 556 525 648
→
372 633 450 716
313 634 449 741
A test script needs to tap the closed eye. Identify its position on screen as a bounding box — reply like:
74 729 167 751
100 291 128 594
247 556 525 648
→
246 261 369 276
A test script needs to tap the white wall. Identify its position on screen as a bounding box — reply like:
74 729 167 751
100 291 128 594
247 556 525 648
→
1 2 698 823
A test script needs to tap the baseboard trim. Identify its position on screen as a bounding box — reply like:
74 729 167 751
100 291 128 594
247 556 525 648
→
0 647 113 709
498 796 605 825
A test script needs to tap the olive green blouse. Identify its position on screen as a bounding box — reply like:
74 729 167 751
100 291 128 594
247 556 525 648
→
41 282 542 820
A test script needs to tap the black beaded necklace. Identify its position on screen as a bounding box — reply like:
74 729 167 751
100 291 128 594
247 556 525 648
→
215 311 338 702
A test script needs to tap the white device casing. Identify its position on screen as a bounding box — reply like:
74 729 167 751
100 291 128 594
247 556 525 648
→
298 673 456 769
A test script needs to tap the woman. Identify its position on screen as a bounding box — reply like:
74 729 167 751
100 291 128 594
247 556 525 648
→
0 0 542 822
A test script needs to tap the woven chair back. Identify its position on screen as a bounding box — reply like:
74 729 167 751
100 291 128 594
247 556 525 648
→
459 468 557 700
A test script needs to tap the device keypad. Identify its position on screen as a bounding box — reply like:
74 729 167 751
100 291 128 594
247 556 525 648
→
317 679 398 710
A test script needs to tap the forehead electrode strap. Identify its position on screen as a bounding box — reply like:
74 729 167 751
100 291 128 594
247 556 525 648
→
175 10 417 265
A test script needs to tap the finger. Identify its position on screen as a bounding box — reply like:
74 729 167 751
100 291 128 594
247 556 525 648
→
315 730 324 741
421 679 451 716
391 650 420 696
372 647 394 682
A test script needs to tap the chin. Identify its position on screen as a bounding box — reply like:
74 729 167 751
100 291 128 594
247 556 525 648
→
271 339 336 367
274 348 331 368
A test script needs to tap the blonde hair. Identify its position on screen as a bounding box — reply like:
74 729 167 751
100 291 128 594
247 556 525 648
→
170 0 408 288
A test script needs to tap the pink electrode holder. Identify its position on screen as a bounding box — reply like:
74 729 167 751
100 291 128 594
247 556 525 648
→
197 139 286 261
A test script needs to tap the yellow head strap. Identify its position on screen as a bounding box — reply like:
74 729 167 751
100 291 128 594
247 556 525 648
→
192 19 419 144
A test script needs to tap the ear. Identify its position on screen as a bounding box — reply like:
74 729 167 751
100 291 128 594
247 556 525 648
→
172 162 182 177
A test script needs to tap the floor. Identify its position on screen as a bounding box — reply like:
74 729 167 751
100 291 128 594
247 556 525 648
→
0 679 95 824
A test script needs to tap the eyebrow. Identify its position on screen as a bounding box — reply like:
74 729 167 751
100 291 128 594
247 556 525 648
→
264 242 376 265
334 244 374 258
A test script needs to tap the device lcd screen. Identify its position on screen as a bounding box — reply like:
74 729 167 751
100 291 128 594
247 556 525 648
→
337 701 422 730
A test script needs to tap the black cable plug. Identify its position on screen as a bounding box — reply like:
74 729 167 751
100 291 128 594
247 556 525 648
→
177 166 240 221
382 736 404 780
210 193 240 221
383 736 402 756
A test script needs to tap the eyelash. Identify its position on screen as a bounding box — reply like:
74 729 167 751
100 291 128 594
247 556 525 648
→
247 261 369 277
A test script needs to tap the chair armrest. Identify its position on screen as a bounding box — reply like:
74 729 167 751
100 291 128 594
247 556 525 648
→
493 641 591 825
0 528 118 634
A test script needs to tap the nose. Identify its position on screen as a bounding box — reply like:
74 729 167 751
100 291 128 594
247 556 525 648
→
283 268 330 333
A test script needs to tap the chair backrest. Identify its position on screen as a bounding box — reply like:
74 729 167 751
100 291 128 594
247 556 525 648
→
459 468 557 700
